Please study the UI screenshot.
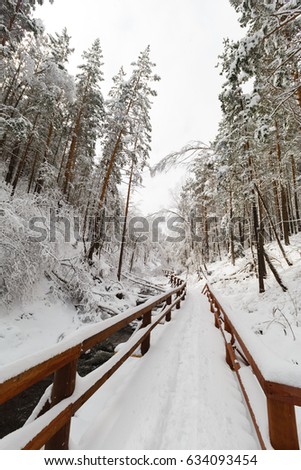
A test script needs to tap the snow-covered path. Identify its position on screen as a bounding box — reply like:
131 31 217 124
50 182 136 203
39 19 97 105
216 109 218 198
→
71 286 259 450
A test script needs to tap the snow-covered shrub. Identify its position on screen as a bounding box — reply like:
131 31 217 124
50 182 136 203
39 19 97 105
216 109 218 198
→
0 191 57 306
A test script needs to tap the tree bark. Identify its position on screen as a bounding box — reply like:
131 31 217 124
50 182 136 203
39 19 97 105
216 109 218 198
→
254 183 293 266
229 188 235 266
2 0 23 46
117 160 134 281
34 122 54 194
87 70 142 262
5 141 20 185
11 112 40 195
27 149 40 192
63 109 83 195
263 249 288 292
275 120 290 245
248 156 265 292
291 155 300 231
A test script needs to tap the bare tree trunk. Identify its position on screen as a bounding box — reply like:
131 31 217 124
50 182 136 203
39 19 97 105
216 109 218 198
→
3 62 21 104
258 195 267 279
280 184 290 245
129 243 137 273
34 122 54 194
57 129 72 184
2 0 23 46
253 199 265 293
215 225 222 261
248 156 265 292
254 183 292 266
263 249 288 292
5 141 20 185
117 160 134 281
272 180 282 237
293 69 301 111
27 149 40 192
229 188 235 266
291 155 301 231
275 120 290 245
87 72 142 262
87 130 124 261
11 112 40 195
286 178 296 234
63 109 82 195
203 205 210 264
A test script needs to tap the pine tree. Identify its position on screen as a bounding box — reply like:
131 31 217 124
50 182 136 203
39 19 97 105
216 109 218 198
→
87 46 160 262
62 39 105 200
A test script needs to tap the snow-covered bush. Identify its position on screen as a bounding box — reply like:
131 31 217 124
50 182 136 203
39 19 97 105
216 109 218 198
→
0 183 126 316
0 190 57 306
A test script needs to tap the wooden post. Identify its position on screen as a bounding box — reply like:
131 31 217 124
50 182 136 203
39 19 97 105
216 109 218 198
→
176 290 181 309
166 295 172 322
224 315 231 333
182 286 186 300
224 315 235 344
214 308 220 329
141 308 152 355
45 360 77 450
225 343 235 371
267 397 299 449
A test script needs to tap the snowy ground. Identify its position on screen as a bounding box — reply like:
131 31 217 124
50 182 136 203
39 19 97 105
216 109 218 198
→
71 287 259 450
204 234 301 388
0 235 300 449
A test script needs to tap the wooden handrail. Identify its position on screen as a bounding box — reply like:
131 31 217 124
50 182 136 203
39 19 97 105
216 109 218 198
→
0 276 186 450
202 282 301 450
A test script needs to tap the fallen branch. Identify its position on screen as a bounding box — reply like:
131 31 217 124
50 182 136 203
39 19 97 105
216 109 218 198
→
263 249 288 292
121 272 166 292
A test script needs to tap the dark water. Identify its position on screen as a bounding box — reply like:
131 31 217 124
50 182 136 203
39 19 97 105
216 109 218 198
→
0 326 134 439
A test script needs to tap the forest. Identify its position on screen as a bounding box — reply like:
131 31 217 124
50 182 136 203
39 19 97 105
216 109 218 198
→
0 0 301 453
1 0 300 310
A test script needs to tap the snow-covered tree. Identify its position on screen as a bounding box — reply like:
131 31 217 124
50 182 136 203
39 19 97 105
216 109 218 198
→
87 46 160 262
62 38 105 200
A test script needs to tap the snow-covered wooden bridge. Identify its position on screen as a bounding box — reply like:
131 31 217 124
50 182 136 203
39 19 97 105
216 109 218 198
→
0 275 300 450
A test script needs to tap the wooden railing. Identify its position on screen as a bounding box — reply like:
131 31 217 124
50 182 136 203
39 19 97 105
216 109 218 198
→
0 276 186 450
202 283 301 450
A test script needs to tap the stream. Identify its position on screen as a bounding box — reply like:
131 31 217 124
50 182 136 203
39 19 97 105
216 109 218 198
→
0 325 134 439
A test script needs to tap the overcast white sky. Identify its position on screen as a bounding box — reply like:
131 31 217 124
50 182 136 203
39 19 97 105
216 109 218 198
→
35 0 244 214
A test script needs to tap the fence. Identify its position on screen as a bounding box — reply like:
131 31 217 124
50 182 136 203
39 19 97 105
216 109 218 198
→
202 283 301 450
0 276 186 450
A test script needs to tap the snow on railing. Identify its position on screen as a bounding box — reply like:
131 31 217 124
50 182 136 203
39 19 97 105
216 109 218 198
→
202 283 301 451
0 275 186 450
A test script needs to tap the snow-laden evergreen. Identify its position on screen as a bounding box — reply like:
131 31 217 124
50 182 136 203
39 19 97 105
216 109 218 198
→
0 0 300 451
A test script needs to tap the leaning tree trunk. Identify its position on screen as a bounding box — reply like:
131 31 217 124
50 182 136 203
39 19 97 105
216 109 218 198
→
229 188 235 266
87 70 143 262
291 155 301 231
263 248 288 292
275 120 290 245
2 0 23 46
27 150 40 192
34 121 54 194
117 160 134 281
62 109 82 196
5 141 20 185
254 183 293 266
293 69 301 111
11 112 40 195
248 156 266 293
253 199 266 293
87 131 124 262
